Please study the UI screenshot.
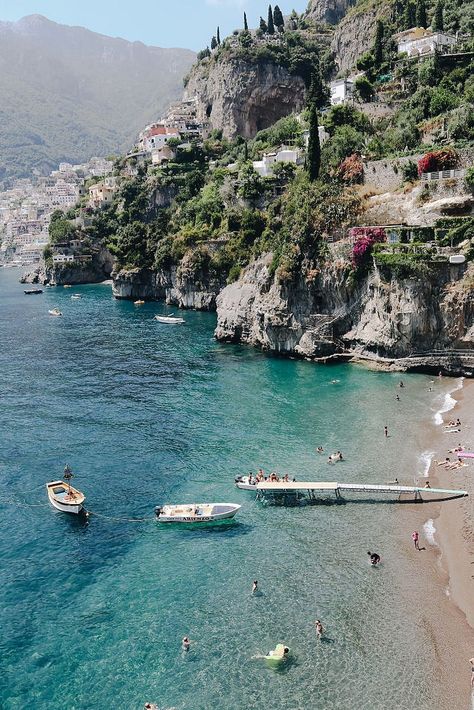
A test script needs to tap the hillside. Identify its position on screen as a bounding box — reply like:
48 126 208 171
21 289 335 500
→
0 15 195 183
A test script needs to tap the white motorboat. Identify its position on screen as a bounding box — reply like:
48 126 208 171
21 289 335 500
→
71 294 82 300
154 503 240 523
48 308 62 317
155 314 185 324
46 466 85 514
235 475 258 490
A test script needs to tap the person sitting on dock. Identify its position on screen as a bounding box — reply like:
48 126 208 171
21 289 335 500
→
367 551 380 566
424 481 431 488
283 474 289 482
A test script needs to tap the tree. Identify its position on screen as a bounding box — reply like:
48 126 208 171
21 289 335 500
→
373 19 384 68
259 17 268 33
404 1 416 29
354 75 375 102
432 0 444 31
267 5 275 34
307 77 321 181
273 5 285 30
217 27 221 45
416 0 427 27
210 35 217 50
244 12 248 31
308 62 329 109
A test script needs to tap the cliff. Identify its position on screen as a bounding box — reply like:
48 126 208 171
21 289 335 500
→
306 0 355 25
215 254 474 372
185 55 306 139
112 263 225 310
331 1 392 73
21 246 113 286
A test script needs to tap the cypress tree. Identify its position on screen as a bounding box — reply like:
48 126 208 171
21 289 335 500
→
307 91 321 181
259 17 268 33
244 12 248 31
217 27 221 45
211 36 217 50
415 0 427 27
373 19 384 67
404 1 416 29
273 5 285 30
267 5 275 34
432 0 444 31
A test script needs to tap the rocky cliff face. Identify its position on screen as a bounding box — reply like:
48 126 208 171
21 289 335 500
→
331 2 391 73
306 0 355 25
215 254 474 364
185 56 306 139
21 246 113 286
112 264 225 310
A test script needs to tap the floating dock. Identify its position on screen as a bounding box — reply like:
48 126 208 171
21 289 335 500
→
242 481 468 504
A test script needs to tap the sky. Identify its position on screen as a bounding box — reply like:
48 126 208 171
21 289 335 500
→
0 0 310 50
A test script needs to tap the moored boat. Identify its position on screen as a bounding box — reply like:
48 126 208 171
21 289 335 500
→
134 299 145 305
155 314 185 324
71 294 82 300
48 308 62 316
235 475 257 490
46 466 85 514
24 288 43 295
154 502 240 523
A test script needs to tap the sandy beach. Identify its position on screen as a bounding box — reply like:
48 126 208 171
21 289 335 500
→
420 378 474 707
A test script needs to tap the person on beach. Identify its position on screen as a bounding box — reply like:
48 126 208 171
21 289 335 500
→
252 580 258 594
396 394 400 401
424 481 431 488
470 658 474 688
315 620 324 638
412 531 420 550
384 426 388 438
367 551 381 566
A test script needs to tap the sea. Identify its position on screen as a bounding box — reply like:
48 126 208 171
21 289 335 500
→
0 268 464 710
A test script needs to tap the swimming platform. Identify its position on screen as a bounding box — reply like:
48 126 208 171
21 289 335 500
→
247 481 468 503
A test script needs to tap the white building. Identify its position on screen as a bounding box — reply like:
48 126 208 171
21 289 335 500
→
253 148 303 177
394 27 457 57
330 79 354 106
52 253 75 264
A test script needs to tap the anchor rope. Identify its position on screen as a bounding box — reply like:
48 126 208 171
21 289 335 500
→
86 510 155 523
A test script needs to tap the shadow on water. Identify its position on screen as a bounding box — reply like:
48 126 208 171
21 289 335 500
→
154 521 252 539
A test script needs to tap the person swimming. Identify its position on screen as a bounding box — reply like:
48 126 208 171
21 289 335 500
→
367 551 381 566
182 636 191 651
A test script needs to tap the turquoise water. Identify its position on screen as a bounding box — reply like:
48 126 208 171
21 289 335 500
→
0 269 456 709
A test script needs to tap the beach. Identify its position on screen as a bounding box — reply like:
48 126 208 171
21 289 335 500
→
422 378 474 706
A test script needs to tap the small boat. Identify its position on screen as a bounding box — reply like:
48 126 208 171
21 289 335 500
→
155 314 185 324
235 475 257 490
48 308 62 317
63 284 72 288
264 644 290 667
154 503 240 523
71 294 82 300
24 288 43 295
134 299 145 305
46 466 85 514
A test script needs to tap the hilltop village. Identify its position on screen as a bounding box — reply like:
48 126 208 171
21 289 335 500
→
7 0 474 371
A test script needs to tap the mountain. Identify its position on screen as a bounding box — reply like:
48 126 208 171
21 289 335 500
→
0 15 195 182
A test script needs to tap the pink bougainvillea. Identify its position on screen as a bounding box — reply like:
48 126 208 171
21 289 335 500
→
417 148 458 176
351 227 386 269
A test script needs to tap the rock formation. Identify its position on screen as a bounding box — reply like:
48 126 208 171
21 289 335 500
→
21 246 113 286
185 56 306 139
306 0 355 25
331 3 391 73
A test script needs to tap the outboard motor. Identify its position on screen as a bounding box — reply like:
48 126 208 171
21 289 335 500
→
234 475 243 483
154 506 162 518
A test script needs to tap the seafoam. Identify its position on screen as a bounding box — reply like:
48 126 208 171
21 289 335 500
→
433 377 464 426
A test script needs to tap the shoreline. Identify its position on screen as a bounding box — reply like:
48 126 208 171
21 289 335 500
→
420 378 474 706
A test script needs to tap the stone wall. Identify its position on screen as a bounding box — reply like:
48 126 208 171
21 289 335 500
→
363 149 474 193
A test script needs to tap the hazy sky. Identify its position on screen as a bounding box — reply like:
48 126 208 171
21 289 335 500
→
0 0 310 50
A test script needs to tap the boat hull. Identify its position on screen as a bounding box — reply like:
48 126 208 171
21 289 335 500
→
46 481 85 514
155 316 185 324
156 503 240 523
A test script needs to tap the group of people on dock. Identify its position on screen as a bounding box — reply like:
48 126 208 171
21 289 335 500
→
247 470 294 485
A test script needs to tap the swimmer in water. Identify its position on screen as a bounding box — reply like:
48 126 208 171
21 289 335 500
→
252 580 258 594
182 636 191 651
367 551 381 566
315 620 324 638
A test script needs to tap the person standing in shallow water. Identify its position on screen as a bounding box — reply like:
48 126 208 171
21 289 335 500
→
315 620 324 639
412 531 420 550
384 426 388 438
252 580 258 594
